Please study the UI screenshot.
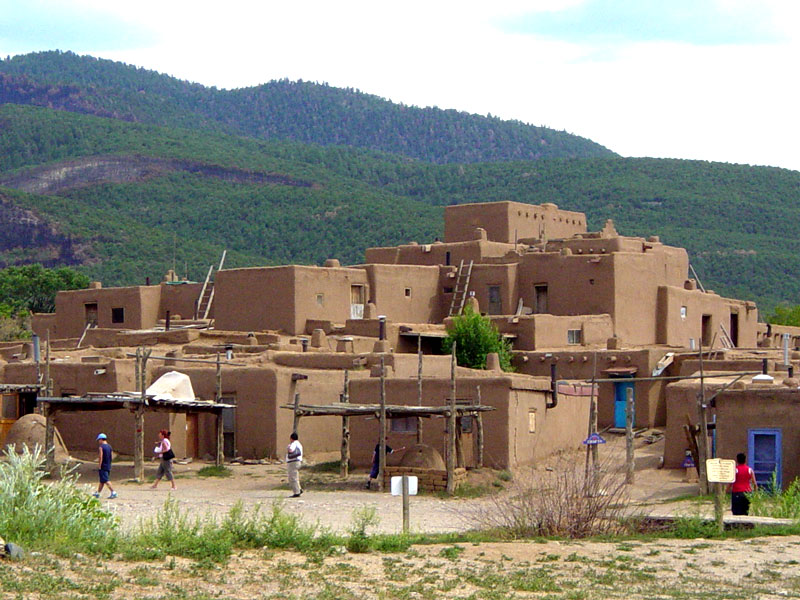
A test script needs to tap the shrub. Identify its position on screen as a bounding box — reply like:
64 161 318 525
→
0 445 118 554
463 457 632 538
346 506 380 553
749 475 800 519
442 306 514 371
196 465 232 478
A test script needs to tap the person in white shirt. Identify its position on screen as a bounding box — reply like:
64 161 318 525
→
286 432 303 497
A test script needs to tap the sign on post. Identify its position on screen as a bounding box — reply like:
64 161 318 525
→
705 458 736 483
582 433 606 445
391 476 418 496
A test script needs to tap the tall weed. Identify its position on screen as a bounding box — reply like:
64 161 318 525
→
0 445 117 554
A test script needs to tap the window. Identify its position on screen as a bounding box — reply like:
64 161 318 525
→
404 288 411 298
534 284 548 313
460 416 473 433
567 329 582 345
444 287 454 294
84 303 98 327
528 410 536 433
1 394 17 419
680 306 687 320
316 293 324 306
390 417 418 434
111 307 124 324
488 285 502 315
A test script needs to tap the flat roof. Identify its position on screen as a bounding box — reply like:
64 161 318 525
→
38 393 234 414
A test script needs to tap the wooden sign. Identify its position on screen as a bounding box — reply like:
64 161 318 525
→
706 458 736 483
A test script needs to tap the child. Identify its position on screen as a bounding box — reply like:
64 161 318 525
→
94 433 117 499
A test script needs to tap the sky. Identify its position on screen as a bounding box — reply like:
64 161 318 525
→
2 0 799 171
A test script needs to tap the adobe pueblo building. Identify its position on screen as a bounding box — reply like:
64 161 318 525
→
4 199 788 487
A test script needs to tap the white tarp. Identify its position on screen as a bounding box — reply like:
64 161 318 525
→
145 371 196 401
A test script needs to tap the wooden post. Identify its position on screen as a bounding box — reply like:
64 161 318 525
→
447 342 457 495
134 347 141 392
475 385 484 469
341 370 350 478
379 356 387 491
402 474 410 534
135 347 151 482
292 391 301 434
43 402 55 472
215 409 224 467
416 334 423 444
134 405 145 481
625 386 635 485
215 353 222 403
714 482 725 533
45 328 53 397
696 343 710 494
455 417 465 468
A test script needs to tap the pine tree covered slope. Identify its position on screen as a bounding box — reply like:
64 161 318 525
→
0 51 614 164
1 103 799 311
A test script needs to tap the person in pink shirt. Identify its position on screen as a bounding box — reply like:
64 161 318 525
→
151 429 177 490
730 452 757 515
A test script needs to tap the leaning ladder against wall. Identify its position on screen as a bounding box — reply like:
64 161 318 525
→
196 250 227 320
448 260 474 317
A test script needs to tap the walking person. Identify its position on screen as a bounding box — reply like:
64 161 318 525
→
286 432 303 497
730 452 757 515
94 433 117 499
151 429 177 490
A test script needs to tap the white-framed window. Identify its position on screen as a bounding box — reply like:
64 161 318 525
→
567 329 582 345
528 410 536 433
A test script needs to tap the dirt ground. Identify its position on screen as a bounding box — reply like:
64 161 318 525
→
5 434 799 599
72 433 703 535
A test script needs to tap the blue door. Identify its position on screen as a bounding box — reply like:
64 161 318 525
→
613 380 635 428
748 428 782 491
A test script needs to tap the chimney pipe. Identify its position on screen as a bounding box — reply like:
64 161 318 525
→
547 361 559 409
762 358 768 375
165 310 171 331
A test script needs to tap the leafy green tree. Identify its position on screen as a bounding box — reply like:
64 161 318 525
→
767 304 800 326
442 307 514 371
0 264 89 315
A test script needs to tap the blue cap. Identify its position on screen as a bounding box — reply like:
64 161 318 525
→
96 433 107 440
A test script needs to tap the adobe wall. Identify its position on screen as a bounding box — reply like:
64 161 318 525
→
160 282 207 320
158 364 346 459
760 324 800 349
362 264 444 323
467 263 518 316
662 379 719 469
54 285 161 339
512 348 670 428
0 359 173 455
346 375 578 469
715 386 800 488
445 201 586 243
214 267 295 333
30 313 57 338
294 266 369 335
516 252 616 320
364 239 516 267
491 314 614 351
656 287 759 348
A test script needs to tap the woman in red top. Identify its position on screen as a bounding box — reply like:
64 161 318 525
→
730 452 757 515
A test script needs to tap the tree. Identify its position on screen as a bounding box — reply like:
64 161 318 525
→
442 306 514 371
767 304 800 327
0 264 89 316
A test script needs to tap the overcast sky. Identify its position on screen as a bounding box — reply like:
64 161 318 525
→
2 0 798 171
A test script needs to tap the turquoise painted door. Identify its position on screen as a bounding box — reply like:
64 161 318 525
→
613 381 635 428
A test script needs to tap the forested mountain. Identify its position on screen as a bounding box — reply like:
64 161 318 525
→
0 51 614 164
1 103 798 312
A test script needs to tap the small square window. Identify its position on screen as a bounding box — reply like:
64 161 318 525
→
111 307 124 323
390 417 418 434
316 293 324 306
404 288 411 298
567 329 582 345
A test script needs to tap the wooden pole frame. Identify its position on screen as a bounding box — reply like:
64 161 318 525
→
625 385 635 485
475 385 484 469
416 334 423 444
446 342 457 495
340 370 350 478
378 356 387 491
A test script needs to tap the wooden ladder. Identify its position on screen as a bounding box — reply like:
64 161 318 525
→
196 250 227 320
448 260 473 317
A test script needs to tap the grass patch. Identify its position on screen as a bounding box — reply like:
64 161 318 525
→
196 465 233 478
307 460 344 473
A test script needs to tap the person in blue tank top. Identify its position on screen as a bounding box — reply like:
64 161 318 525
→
94 433 117 499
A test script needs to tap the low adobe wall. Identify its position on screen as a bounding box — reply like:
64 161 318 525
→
383 466 467 493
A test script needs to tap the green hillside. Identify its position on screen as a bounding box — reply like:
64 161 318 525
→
1 103 799 312
0 51 614 164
